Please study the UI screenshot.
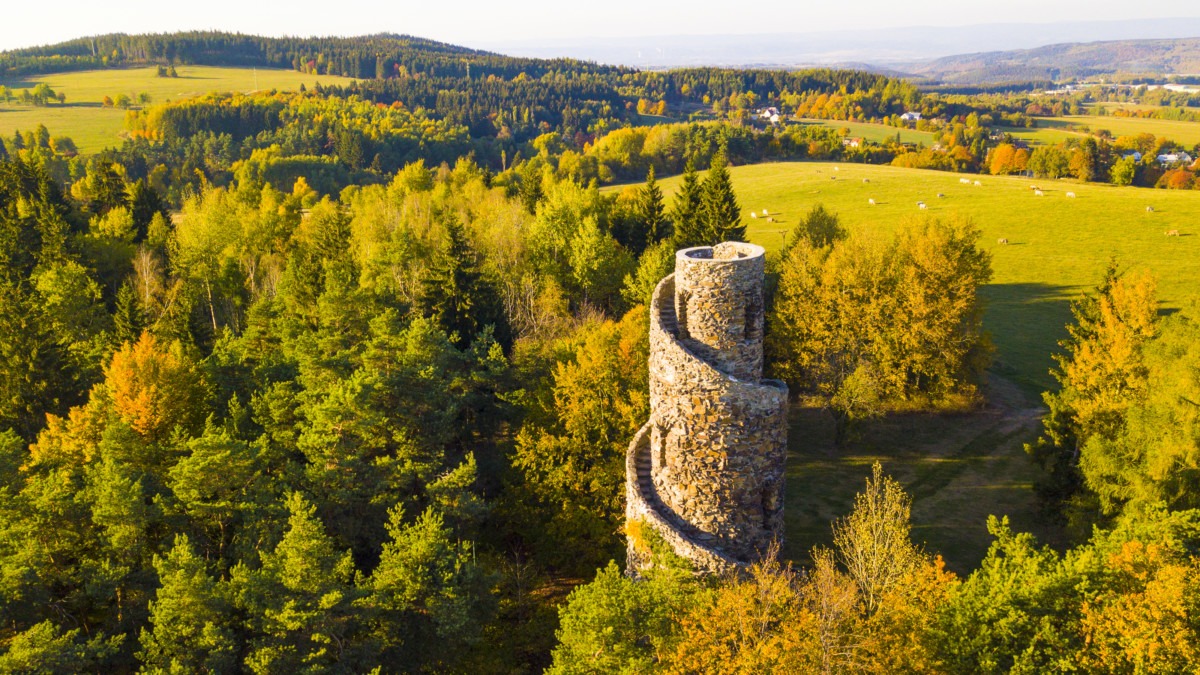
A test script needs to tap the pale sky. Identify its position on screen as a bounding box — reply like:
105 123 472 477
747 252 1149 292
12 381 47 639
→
3 0 1199 52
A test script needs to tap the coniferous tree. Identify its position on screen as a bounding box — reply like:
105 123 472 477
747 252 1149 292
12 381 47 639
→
127 180 168 242
699 150 744 244
419 217 511 350
137 535 238 673
635 165 669 253
670 160 704 248
113 281 143 346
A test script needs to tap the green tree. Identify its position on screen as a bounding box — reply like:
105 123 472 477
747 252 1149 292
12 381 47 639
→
1110 156 1137 186
699 150 744 244
418 217 511 350
0 621 122 674
784 204 847 251
235 492 360 674
635 165 669 252
363 506 490 669
1078 313 1200 514
670 160 704 248
1027 264 1158 520
549 562 698 674
137 535 238 673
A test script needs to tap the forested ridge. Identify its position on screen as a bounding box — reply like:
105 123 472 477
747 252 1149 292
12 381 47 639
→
2 29 1200 674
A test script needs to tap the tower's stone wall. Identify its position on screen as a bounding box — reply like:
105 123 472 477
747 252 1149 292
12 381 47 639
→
627 242 789 576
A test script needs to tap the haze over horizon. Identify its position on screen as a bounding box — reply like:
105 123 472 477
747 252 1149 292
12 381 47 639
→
3 0 1199 59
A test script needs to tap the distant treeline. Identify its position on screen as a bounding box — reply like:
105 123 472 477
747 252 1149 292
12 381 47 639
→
0 31 628 80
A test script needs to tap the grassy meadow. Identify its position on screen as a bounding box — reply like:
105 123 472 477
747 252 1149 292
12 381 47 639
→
794 118 937 145
636 161 1200 569
0 66 356 152
1000 113 1200 147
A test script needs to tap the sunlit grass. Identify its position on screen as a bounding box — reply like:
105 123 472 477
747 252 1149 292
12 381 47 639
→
0 65 357 152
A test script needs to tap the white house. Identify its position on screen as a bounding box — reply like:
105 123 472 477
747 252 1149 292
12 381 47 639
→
1156 151 1193 167
899 111 922 122
842 137 863 148
1122 151 1143 162
759 107 780 119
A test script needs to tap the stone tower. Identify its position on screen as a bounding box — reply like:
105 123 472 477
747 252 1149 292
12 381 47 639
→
626 242 789 576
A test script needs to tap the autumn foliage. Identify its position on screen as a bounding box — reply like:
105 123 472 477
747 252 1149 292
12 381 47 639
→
105 332 208 441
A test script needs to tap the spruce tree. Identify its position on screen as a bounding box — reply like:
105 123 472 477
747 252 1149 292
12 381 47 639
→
636 165 669 253
127 180 168 242
670 160 704 248
419 218 511 350
700 150 744 244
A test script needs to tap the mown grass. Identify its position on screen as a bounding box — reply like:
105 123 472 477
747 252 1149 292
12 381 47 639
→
1000 113 1200 147
637 161 1200 569
0 66 357 152
795 118 937 145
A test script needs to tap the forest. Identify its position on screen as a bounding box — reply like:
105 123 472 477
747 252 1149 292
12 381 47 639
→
1 30 1200 674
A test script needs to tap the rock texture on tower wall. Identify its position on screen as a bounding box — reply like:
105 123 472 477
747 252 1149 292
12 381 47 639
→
627 242 789 577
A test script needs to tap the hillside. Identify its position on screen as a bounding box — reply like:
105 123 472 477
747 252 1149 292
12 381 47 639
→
0 31 624 80
908 37 1200 84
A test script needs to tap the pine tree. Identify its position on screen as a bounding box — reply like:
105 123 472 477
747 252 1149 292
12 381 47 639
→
137 535 237 673
670 160 704 248
635 166 669 253
700 150 744 244
237 493 360 674
419 218 511 350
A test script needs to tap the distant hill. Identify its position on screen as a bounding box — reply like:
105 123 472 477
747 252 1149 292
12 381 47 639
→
481 18 1200 69
904 38 1200 85
0 31 623 80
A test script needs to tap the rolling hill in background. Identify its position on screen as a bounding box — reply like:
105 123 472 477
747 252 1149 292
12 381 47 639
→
482 18 1200 71
906 37 1200 84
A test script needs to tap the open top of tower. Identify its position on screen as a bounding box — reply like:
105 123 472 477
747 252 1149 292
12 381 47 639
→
673 242 766 382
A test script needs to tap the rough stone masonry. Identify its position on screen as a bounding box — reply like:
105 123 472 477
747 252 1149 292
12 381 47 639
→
626 242 789 576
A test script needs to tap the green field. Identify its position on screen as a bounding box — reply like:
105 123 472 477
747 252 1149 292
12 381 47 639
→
1001 113 1200 147
642 161 1200 569
0 66 356 152
795 118 937 145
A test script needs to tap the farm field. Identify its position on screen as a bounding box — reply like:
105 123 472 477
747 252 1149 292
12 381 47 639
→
1000 113 1200 146
795 117 937 145
639 161 1200 569
0 66 356 152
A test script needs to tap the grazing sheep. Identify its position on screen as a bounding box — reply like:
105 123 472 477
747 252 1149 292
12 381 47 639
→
1035 190 1044 196
974 180 983 186
917 202 927 210
762 209 769 216
937 193 945 198
998 238 1009 245
766 216 775 223
750 212 757 219
868 198 876 205
1066 192 1076 198
831 176 837 180
1166 230 1180 236
862 178 870 183
1030 185 1040 190
833 166 839 171
1147 206 1155 213
960 178 971 184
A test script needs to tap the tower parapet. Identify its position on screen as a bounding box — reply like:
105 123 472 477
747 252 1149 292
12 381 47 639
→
627 242 788 576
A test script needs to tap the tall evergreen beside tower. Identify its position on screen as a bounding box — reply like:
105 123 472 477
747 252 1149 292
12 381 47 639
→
700 150 744 244
670 160 704 248
636 165 669 252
